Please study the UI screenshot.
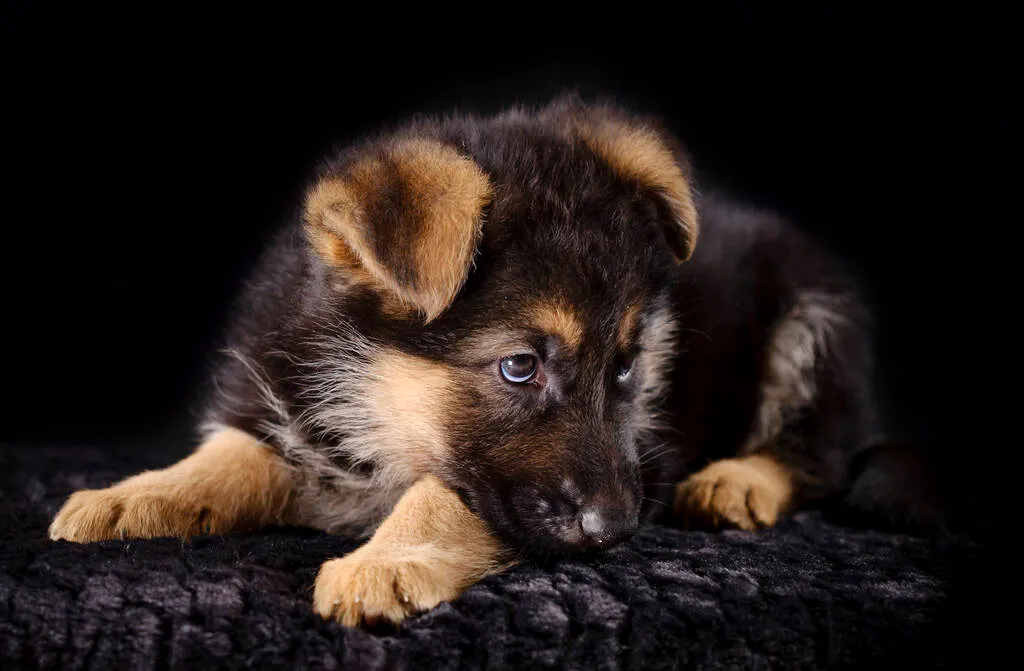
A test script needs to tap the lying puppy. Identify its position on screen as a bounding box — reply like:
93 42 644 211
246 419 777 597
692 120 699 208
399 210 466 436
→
49 95 919 627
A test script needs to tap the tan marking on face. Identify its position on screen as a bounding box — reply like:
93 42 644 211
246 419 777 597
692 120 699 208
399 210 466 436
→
618 301 643 352
305 138 492 322
49 428 295 542
575 118 698 261
313 474 512 627
673 454 795 531
530 301 585 350
364 349 455 473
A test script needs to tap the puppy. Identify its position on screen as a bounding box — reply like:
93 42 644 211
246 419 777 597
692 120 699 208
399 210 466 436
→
49 95 926 627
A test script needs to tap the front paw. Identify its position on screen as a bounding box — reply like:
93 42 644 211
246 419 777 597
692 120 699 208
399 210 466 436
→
49 483 224 542
313 545 463 628
674 457 792 531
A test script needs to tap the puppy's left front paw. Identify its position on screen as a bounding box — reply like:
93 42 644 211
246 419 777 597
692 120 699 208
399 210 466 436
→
674 456 793 531
313 546 462 628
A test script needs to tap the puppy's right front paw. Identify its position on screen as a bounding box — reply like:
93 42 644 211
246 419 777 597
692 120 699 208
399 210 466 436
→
48 483 222 542
49 488 126 542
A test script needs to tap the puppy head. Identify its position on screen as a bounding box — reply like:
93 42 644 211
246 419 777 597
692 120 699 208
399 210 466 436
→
304 100 697 554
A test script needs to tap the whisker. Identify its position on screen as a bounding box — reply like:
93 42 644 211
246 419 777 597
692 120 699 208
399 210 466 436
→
639 445 674 465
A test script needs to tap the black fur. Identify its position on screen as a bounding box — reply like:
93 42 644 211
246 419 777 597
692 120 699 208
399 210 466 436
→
645 195 881 518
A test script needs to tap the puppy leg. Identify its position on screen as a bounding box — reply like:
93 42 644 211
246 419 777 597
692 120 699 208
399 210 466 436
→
49 427 294 542
675 290 876 530
314 474 509 628
674 454 795 530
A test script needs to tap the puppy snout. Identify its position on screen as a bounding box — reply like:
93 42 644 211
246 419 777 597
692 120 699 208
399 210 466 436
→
515 475 640 553
578 505 637 549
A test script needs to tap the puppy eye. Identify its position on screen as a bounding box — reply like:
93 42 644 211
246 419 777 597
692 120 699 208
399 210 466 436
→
616 352 635 382
500 353 539 384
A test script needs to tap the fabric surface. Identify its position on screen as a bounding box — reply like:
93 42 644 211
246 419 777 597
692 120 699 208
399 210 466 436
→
0 442 984 670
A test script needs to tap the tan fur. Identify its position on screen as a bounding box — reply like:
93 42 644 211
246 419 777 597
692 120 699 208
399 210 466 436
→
618 301 642 351
365 350 455 473
313 474 509 627
575 119 698 261
310 231 412 318
530 301 584 350
49 428 294 542
306 217 377 286
290 344 460 537
305 138 492 322
673 454 795 531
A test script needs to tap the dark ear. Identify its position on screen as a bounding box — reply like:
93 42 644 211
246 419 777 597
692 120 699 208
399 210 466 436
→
553 100 700 261
305 138 492 322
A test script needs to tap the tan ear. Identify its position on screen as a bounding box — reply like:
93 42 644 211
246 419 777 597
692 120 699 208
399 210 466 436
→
573 114 700 262
305 138 492 322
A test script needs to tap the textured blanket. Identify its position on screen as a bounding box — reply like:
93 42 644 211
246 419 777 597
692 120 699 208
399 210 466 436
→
0 442 987 669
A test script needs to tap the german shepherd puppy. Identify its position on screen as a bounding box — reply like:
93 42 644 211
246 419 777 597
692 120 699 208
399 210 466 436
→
49 95 926 627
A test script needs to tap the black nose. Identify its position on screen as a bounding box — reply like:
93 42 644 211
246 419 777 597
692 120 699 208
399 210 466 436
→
577 506 638 549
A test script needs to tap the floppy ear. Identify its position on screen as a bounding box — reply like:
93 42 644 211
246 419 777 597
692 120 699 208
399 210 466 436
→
553 99 700 261
305 138 492 322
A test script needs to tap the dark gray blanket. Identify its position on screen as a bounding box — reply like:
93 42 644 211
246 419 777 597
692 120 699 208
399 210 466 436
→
0 443 986 669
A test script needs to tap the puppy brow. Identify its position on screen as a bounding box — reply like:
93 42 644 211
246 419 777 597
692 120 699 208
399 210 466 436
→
618 301 643 351
529 302 584 350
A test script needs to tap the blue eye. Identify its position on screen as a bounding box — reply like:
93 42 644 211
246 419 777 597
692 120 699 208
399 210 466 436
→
500 354 538 383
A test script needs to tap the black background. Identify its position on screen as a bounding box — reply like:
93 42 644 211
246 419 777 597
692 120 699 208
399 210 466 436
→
1 7 1013 537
